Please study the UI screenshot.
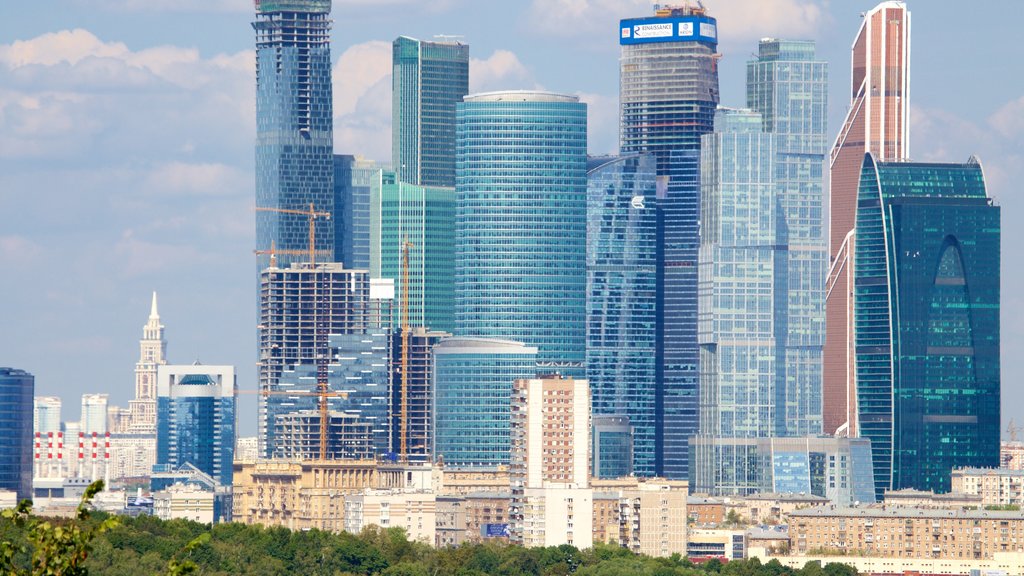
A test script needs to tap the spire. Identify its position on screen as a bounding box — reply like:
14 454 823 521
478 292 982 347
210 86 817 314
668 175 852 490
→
150 291 159 320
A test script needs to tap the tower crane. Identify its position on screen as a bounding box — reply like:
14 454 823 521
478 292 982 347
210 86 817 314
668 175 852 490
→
399 238 415 461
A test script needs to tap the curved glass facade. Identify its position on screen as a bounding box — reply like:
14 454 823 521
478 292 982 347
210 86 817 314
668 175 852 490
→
454 92 587 375
586 154 658 477
0 367 33 500
432 338 538 468
855 154 1000 497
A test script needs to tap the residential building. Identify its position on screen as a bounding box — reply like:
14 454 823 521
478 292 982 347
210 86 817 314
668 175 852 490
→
825 2 910 436
688 529 748 560
434 465 510 496
746 39 828 438
592 415 633 480
80 394 109 435
130 292 166 433
619 4 720 479
952 468 1024 507
253 0 334 272
618 479 690 558
153 483 215 524
688 496 725 525
333 155 384 269
235 437 259 462
33 396 61 437
586 154 658 477
390 328 449 461
107 434 157 481
344 489 437 544
432 338 537 468
854 155 1000 496
0 367 33 500
370 169 456 333
156 364 236 487
151 462 233 522
1003 442 1024 470
454 91 587 377
435 495 467 547
463 491 512 543
392 36 469 188
726 493 830 525
883 489 981 509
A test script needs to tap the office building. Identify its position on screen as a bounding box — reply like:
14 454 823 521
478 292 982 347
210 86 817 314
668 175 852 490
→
592 415 633 480
619 4 720 479
80 394 109 435
454 91 587 376
586 154 658 477
390 328 449 461
0 368 33 500
746 39 828 437
825 2 910 436
156 364 237 487
370 169 456 333
854 155 1000 496
33 396 61 437
258 263 393 456
253 0 334 271
334 155 384 269
432 338 538 468
392 36 469 188
130 292 166 434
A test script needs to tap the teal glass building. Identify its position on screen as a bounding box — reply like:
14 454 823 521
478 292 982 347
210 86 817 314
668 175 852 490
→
854 154 1000 497
0 367 33 500
619 6 720 479
432 338 538 468
254 0 334 269
393 36 469 188
455 92 587 375
586 154 659 477
746 39 828 437
334 155 384 269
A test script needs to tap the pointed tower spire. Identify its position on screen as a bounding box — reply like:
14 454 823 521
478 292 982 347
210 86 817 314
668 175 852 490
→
149 291 159 319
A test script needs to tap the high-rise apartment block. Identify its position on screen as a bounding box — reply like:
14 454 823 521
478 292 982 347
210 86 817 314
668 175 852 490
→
854 155 999 497
0 367 33 500
130 292 166 434
619 5 720 479
81 394 109 435
455 91 588 376
825 1 910 436
431 338 538 469
156 364 237 487
334 155 384 269
370 169 456 334
33 396 61 437
392 36 469 188
254 0 335 271
586 154 658 477
390 328 450 461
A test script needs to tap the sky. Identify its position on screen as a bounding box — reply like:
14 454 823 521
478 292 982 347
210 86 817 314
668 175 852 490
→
1 0 1021 438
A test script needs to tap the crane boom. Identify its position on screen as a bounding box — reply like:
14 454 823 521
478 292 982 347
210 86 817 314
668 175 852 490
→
399 238 414 461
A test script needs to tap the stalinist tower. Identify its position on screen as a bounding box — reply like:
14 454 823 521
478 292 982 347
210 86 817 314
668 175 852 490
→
129 292 166 434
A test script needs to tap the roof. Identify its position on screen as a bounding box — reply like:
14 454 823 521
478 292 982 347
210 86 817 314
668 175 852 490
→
463 91 579 104
790 506 1024 521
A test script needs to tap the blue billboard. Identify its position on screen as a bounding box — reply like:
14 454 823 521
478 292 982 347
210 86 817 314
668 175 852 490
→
482 523 511 538
619 16 718 45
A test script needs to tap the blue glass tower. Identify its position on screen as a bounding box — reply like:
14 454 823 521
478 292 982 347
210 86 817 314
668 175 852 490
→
854 154 1000 497
334 155 383 269
0 367 33 500
586 154 659 477
619 6 720 479
747 39 828 437
254 0 334 269
455 91 587 375
156 365 236 487
432 337 538 468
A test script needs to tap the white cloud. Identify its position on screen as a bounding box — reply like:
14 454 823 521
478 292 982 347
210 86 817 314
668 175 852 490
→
75 0 249 13
143 162 249 197
470 50 536 94
989 96 1024 141
332 40 392 161
576 91 617 154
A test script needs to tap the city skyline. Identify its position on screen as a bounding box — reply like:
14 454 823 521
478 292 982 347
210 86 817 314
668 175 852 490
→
1 1 1020 438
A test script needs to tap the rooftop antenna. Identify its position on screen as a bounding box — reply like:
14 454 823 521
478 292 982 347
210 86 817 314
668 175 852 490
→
434 34 465 44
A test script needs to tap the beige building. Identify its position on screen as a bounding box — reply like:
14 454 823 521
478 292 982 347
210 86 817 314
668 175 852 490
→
153 483 215 524
726 493 829 526
434 465 510 495
435 495 467 548
951 468 1024 507
231 459 417 532
1002 441 1024 470
789 506 1024 560
344 490 436 544
593 492 620 545
884 488 982 509
687 528 747 560
464 491 511 543
622 480 688 558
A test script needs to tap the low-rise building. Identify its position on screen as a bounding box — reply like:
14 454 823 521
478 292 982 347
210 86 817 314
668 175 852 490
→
344 490 436 544
727 493 830 525
153 483 215 524
687 528 747 560
884 488 983 509
435 465 510 495
519 486 593 549
1002 441 1024 470
688 496 725 525
464 491 511 543
952 468 1024 507
435 495 467 548
0 489 17 510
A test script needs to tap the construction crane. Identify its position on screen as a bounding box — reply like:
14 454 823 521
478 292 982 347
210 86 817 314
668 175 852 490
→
399 238 414 461
254 202 336 460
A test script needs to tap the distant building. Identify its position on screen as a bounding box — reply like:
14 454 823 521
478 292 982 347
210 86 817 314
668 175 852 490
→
592 415 633 480
392 36 469 188
333 155 383 269
344 489 437 544
882 488 981 509
592 477 690 558
153 483 215 524
854 155 1000 496
952 468 1024 508
33 396 61 437
1003 442 1024 470
688 528 748 561
435 495 467 547
235 437 259 462
0 367 33 500
130 292 166 434
432 338 537 468
390 328 449 461
156 364 236 487
80 394 109 435
272 411 374 461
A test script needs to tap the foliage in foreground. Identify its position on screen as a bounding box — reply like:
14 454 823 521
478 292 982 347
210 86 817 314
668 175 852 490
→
0 486 858 576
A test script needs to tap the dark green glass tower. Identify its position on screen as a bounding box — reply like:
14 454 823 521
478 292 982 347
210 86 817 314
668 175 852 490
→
854 153 1000 497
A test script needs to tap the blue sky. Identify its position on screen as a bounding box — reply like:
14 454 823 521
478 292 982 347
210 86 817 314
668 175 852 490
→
1 0 1021 437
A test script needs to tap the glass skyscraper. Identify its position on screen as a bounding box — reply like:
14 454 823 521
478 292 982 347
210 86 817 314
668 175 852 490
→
746 39 828 437
254 0 334 269
334 155 384 270
393 36 469 188
455 91 587 375
370 169 456 334
586 154 659 477
619 5 719 479
432 338 538 468
0 367 33 500
854 154 1000 497
156 365 236 487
